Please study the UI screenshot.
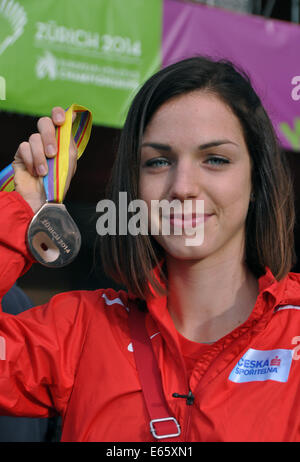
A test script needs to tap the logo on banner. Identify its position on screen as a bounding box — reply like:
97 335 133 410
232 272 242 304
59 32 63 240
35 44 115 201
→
34 20 141 59
0 0 27 55
35 50 139 90
229 348 293 383
36 51 57 80
34 19 142 93
291 76 300 101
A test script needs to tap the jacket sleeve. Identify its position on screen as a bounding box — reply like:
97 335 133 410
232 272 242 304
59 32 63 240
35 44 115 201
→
0 192 89 418
0 191 35 301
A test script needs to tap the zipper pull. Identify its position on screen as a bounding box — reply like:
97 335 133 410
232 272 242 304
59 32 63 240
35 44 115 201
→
172 390 195 405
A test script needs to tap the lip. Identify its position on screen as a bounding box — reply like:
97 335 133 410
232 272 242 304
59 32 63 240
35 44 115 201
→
167 213 213 227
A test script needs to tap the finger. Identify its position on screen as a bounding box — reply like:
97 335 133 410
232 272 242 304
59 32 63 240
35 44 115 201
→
14 141 36 177
37 116 57 158
28 133 48 176
51 106 77 125
51 106 66 125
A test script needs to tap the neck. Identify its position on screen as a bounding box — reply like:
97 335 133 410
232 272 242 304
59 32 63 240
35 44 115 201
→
166 253 259 343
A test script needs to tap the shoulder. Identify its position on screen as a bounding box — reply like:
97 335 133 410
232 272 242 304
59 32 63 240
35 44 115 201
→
16 287 132 328
286 272 300 282
275 271 300 308
62 288 133 351
81 287 130 312
284 272 300 293
50 286 131 322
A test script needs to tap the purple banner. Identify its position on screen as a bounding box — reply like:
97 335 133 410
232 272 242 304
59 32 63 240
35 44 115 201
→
163 0 300 152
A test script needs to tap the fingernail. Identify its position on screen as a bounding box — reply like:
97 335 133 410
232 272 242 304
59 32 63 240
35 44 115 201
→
56 113 64 123
37 164 47 176
46 144 56 156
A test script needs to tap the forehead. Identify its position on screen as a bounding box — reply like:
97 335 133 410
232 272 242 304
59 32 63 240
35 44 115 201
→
142 90 245 146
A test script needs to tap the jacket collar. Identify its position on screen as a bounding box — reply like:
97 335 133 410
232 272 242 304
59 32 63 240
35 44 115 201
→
128 264 300 349
259 267 300 308
258 266 286 305
139 265 298 326
126 265 300 377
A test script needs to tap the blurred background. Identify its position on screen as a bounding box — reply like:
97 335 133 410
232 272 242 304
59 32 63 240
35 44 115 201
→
0 0 299 305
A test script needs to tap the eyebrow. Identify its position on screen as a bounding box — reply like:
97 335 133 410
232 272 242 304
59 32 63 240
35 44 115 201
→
141 140 238 151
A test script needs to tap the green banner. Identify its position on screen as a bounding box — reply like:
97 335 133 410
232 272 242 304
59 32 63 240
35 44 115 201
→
0 0 162 127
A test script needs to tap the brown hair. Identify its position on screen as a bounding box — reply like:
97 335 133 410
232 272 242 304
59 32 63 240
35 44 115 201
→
99 56 296 299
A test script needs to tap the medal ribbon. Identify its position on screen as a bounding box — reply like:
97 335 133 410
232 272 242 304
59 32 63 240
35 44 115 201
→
0 103 92 203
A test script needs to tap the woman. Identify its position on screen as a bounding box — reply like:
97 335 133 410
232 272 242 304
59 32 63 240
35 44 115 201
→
0 56 299 442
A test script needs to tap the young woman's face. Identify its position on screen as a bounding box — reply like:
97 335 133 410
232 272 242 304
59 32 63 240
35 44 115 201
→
139 90 253 262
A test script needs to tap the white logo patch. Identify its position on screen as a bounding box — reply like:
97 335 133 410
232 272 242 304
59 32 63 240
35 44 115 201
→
229 348 293 384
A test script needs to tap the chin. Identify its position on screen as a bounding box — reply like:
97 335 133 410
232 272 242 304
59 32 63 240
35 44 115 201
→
157 235 212 261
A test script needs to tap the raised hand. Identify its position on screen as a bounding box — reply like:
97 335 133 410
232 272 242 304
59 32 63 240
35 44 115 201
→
12 107 78 213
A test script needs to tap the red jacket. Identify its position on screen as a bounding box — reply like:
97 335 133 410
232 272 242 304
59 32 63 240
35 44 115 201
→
1 191 300 442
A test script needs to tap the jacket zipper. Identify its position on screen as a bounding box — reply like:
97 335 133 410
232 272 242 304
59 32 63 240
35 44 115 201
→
183 395 194 441
172 389 195 441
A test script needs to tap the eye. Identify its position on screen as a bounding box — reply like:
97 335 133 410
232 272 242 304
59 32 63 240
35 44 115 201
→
144 157 170 168
205 156 230 167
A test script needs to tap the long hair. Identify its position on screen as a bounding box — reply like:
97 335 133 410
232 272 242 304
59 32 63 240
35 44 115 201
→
100 56 296 299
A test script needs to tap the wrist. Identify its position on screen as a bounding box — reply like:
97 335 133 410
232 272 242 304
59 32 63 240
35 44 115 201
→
21 192 47 214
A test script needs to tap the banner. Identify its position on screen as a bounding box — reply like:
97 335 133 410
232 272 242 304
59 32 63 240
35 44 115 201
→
162 0 300 152
0 0 162 127
0 0 299 151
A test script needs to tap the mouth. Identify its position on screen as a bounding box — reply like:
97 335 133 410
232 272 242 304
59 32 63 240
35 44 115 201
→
166 213 213 227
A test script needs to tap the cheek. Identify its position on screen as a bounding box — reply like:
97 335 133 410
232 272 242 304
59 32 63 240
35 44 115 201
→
212 173 252 216
138 180 149 204
138 175 163 204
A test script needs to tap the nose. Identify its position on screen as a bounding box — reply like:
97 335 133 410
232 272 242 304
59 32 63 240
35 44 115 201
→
169 159 201 201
